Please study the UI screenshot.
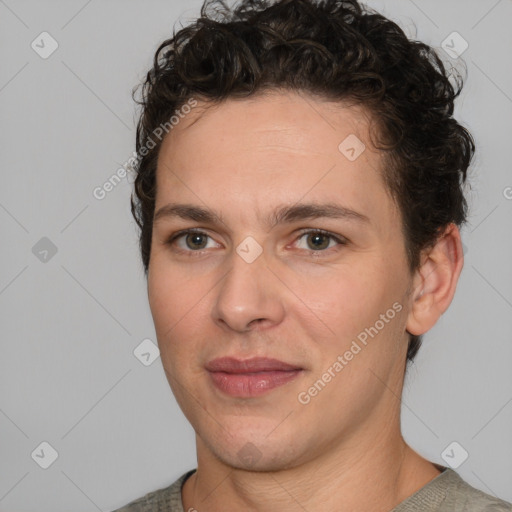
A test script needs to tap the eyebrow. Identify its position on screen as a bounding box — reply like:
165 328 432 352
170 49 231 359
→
153 202 370 229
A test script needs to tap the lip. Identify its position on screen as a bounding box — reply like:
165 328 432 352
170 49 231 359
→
205 357 302 373
206 357 303 397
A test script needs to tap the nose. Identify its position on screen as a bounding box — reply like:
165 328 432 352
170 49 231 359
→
211 244 286 333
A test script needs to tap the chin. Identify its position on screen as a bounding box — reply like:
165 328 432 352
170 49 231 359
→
202 429 308 473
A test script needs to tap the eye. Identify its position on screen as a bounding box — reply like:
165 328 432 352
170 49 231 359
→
164 228 347 257
166 229 219 254
294 229 347 254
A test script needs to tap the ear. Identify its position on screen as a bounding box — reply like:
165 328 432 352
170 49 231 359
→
406 223 464 336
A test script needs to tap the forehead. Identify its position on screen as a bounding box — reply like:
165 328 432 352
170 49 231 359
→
162 90 375 154
155 90 397 229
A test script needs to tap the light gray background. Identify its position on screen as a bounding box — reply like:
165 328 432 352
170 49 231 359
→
1 0 511 510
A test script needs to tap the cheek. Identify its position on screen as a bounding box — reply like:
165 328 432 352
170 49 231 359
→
147 257 213 366
147 263 173 333
148 255 200 329
290 257 408 377
292 263 389 337
148 260 189 354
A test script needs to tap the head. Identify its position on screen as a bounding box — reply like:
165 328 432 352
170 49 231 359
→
131 0 474 471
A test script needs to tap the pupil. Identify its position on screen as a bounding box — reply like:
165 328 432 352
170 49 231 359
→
188 233 206 249
310 233 328 250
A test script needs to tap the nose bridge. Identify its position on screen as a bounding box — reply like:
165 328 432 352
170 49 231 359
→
212 239 283 331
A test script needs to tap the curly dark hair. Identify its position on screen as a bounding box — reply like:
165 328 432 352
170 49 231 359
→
130 0 475 362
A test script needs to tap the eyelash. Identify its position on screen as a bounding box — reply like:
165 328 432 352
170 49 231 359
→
164 228 348 257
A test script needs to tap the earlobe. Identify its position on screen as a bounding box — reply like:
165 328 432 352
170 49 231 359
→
406 224 464 336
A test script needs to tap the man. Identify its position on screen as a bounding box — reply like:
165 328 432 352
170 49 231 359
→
114 0 511 510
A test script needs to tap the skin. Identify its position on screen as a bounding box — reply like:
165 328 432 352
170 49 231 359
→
147 90 464 512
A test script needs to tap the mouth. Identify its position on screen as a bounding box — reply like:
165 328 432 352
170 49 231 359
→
205 357 304 397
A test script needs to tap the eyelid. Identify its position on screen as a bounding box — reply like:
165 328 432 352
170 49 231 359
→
295 228 348 244
165 228 219 253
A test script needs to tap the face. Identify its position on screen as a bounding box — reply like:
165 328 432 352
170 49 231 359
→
148 90 414 471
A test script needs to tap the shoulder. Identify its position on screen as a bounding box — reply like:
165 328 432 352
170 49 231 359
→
393 468 512 512
445 470 512 511
110 469 196 512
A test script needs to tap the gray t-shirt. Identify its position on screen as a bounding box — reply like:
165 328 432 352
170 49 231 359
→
112 466 512 511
